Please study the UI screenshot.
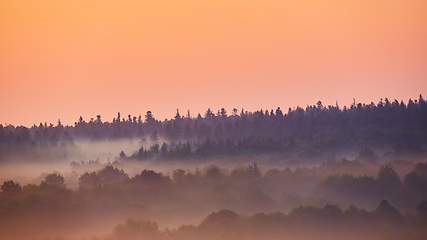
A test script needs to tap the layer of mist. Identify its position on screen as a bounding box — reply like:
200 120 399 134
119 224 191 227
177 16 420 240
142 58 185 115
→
0 96 426 239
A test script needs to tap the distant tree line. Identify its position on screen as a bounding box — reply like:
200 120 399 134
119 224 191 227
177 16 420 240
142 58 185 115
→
100 201 427 240
1 95 426 162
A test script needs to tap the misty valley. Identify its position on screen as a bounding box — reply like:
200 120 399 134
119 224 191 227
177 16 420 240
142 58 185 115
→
1 96 427 240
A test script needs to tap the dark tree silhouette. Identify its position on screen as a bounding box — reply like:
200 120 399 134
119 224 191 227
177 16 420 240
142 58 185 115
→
43 173 65 187
0 180 22 196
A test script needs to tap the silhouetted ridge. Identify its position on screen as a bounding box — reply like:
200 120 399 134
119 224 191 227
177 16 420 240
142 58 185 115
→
0 95 426 162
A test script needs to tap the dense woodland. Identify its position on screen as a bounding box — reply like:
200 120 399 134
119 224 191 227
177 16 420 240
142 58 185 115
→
1 95 427 240
1 162 427 240
1 95 427 163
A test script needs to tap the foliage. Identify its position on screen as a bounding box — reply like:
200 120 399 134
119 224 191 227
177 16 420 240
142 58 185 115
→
1 180 22 197
43 173 65 187
79 166 129 188
1 162 427 240
1 95 427 162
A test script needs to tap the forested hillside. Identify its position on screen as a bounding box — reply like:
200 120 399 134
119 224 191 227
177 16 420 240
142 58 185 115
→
1 95 426 163
1 95 427 240
1 162 427 240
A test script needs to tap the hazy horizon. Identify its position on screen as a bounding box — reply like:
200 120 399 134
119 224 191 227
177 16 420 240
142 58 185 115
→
2 94 425 127
1 0 426 127
1 1 427 239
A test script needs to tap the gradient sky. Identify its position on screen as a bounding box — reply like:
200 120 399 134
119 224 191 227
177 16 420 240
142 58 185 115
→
1 0 426 127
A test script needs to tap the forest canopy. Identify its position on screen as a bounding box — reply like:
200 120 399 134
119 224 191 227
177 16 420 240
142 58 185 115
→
0 95 426 163
0 95 426 240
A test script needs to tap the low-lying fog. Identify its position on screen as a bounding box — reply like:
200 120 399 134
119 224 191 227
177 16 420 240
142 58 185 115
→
0 139 416 189
1 140 426 240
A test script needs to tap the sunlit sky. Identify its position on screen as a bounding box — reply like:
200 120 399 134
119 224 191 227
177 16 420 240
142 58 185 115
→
1 0 426 127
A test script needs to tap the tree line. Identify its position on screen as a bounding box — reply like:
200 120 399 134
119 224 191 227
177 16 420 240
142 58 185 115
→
0 95 426 162
1 161 427 239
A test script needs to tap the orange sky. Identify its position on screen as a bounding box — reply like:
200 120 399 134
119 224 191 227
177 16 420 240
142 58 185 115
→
1 0 426 127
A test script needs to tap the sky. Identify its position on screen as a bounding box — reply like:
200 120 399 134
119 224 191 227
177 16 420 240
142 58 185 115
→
1 0 426 127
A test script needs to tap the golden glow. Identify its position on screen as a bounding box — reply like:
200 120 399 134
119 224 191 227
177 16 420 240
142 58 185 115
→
1 0 426 126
